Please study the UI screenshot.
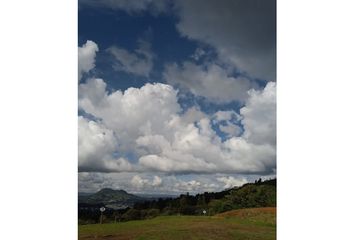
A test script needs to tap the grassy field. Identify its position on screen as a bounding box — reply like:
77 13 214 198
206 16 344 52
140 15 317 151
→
79 207 276 240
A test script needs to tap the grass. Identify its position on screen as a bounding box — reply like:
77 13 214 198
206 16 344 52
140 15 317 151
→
79 207 276 240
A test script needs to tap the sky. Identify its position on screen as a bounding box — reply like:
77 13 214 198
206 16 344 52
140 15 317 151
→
78 0 276 194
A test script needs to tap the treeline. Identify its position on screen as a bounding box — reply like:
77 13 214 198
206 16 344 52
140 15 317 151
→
78 178 276 224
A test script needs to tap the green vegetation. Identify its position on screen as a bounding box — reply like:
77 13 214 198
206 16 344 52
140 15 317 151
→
208 180 276 214
128 178 276 220
79 178 276 225
79 207 276 240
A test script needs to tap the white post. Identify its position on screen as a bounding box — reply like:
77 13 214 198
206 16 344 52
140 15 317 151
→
99 207 105 224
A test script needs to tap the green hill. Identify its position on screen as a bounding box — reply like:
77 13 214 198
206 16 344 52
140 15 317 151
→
79 207 276 240
132 178 276 217
208 179 276 214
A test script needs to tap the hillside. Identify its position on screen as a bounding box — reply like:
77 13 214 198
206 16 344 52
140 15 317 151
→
132 178 276 216
208 179 276 213
79 207 276 240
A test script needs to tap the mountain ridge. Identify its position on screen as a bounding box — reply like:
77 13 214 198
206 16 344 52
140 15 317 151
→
79 188 143 208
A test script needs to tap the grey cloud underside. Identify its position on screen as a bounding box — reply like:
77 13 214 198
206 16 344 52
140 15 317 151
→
174 0 276 80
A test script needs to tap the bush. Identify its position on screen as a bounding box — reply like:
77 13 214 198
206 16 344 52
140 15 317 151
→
208 199 233 214
146 208 160 218
122 209 141 221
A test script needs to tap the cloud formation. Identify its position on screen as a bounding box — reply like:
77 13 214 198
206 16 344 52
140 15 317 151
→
77 1 276 193
107 40 154 77
79 78 180 157
78 40 98 81
79 0 169 14
78 172 260 194
241 82 276 145
78 116 133 172
79 0 275 81
164 61 256 103
79 78 276 175
131 175 163 189
174 0 276 80
217 176 248 189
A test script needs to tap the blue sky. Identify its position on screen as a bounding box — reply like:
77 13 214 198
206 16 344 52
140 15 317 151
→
78 0 276 194
79 7 196 89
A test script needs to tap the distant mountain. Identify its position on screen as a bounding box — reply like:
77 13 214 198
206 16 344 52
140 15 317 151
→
79 188 143 209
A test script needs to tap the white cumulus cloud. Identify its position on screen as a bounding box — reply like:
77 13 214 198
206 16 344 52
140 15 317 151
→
79 78 181 154
164 61 255 103
241 82 276 145
217 176 248 189
78 116 133 172
79 79 276 175
131 175 163 189
78 40 98 81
